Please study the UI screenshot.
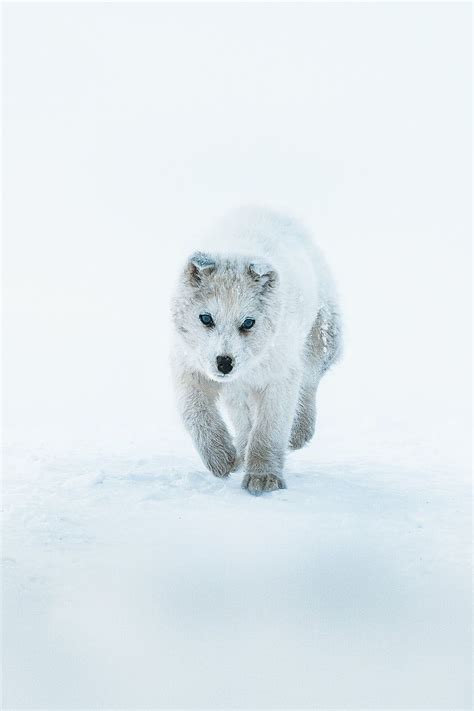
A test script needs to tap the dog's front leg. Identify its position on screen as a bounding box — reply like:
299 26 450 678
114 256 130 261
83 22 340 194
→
175 370 236 477
242 375 300 495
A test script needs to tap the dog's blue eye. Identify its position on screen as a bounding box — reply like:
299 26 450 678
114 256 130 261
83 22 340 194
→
241 318 255 330
199 313 214 327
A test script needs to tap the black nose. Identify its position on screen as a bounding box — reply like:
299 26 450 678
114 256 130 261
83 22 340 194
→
216 355 233 375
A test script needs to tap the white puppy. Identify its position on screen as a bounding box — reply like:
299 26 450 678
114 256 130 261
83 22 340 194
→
171 207 342 495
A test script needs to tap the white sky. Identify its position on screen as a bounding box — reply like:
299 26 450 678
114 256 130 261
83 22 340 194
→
3 2 471 453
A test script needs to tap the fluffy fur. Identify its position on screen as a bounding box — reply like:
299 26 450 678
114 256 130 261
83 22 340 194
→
171 207 342 495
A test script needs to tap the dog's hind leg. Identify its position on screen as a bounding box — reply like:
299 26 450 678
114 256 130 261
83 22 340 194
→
221 393 253 471
289 302 342 451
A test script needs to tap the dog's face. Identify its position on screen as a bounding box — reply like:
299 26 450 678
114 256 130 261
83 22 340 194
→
172 252 281 381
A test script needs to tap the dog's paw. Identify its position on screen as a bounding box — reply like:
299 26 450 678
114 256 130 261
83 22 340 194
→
202 443 236 478
241 473 286 496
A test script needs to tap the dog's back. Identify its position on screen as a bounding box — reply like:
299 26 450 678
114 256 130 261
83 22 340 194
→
205 206 339 335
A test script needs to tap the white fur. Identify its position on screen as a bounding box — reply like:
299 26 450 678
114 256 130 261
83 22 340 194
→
171 207 342 495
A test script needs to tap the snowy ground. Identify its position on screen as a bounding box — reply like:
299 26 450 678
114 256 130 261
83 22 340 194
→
3 403 471 708
2 3 471 709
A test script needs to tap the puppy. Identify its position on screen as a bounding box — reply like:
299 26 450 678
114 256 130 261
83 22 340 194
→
171 207 342 494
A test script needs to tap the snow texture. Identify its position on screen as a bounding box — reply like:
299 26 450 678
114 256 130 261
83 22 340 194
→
2 3 471 709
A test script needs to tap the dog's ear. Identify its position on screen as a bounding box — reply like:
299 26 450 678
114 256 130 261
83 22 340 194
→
186 252 216 286
248 261 278 289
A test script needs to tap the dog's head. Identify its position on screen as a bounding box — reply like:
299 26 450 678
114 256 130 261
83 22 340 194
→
172 252 281 381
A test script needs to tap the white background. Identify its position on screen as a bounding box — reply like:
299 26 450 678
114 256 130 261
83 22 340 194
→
3 3 472 709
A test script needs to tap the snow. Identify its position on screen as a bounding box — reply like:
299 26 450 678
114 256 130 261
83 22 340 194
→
2 3 471 709
3 426 471 708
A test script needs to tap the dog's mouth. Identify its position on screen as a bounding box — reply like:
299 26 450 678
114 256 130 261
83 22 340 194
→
208 367 238 383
